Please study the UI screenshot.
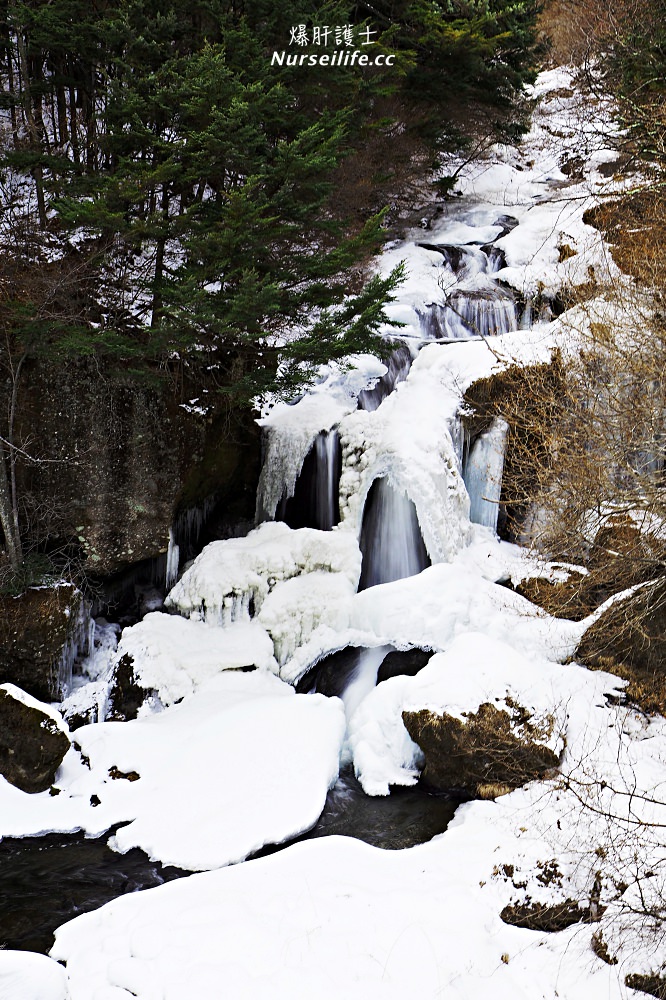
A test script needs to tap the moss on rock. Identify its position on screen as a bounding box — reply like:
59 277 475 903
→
0 686 70 793
402 701 559 797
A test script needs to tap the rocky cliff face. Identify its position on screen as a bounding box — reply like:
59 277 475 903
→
15 358 261 578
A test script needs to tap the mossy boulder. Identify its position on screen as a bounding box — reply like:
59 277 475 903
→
0 585 88 702
0 685 70 793
402 701 559 797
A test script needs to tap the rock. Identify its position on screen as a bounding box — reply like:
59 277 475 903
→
0 685 70 793
377 648 432 685
16 356 261 578
586 514 662 602
402 701 559 797
0 584 90 701
514 572 590 621
625 974 666 999
415 243 468 272
500 898 594 932
492 214 519 238
576 580 666 714
107 652 153 720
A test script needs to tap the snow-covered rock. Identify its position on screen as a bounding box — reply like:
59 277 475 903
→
0 951 70 1000
165 521 361 626
0 684 70 794
116 613 277 705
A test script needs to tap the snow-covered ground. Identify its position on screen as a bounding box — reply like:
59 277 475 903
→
3 67 664 999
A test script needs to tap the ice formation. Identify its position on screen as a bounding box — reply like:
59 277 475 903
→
116 613 277 704
463 417 509 531
164 521 362 626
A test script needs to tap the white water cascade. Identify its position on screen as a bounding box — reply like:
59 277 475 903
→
358 477 430 590
463 418 509 532
340 645 393 724
276 429 341 530
419 288 518 341
357 345 413 412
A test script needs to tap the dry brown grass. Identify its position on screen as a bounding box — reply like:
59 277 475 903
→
585 189 666 288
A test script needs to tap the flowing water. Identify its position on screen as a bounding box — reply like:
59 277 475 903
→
359 477 430 590
277 429 341 530
0 830 187 954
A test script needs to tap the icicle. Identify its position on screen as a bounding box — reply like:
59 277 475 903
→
359 478 430 590
54 595 93 700
449 417 469 472
463 418 509 532
165 528 180 591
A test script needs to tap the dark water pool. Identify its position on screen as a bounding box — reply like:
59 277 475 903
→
0 828 186 954
1 773 457 955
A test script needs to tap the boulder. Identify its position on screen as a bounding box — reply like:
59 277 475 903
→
576 579 666 714
106 653 153 721
402 701 559 798
0 584 89 701
500 898 593 932
0 685 70 793
15 356 261 578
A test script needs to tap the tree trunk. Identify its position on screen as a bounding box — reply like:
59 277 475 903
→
0 449 22 569
10 7 47 228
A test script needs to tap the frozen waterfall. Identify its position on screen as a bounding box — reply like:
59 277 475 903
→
358 478 430 590
463 418 509 533
419 288 518 341
276 429 341 530
357 346 413 412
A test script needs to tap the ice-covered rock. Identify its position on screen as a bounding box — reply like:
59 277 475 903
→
258 572 356 666
115 613 276 705
256 356 387 522
165 521 362 626
338 346 472 565
348 633 569 795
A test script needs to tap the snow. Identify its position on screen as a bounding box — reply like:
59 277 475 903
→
278 561 587 686
0 952 70 1000
51 829 627 1000
116 613 276 705
0 671 345 871
5 65 664 1000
